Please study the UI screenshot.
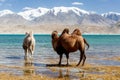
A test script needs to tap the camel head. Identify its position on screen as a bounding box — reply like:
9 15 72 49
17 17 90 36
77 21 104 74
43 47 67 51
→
25 31 33 37
51 31 59 40
51 30 59 51
25 32 29 35
72 28 82 36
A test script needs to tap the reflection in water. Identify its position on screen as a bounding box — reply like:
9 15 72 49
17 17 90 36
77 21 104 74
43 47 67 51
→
58 69 70 78
57 68 85 79
79 70 85 78
23 58 35 76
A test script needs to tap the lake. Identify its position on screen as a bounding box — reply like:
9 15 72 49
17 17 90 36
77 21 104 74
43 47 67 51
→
0 34 120 78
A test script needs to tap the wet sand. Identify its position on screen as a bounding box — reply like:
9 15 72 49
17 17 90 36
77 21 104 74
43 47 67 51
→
0 56 120 80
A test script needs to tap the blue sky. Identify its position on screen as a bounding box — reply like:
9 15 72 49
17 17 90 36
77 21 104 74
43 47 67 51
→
0 0 120 14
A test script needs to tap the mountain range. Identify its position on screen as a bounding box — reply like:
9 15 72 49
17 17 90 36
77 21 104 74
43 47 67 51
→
0 6 120 34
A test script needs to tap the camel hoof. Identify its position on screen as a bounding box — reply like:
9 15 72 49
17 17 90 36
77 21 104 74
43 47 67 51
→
82 64 84 66
66 63 69 66
76 64 80 66
58 63 61 66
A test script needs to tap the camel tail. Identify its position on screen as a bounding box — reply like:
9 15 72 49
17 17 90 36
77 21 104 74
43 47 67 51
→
84 38 89 50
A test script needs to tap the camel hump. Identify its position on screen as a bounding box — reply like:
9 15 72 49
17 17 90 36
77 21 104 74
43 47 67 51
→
72 28 82 36
61 28 69 34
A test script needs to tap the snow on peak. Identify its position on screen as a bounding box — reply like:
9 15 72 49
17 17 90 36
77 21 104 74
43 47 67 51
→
51 6 89 16
101 12 120 17
108 12 120 15
51 6 71 14
0 10 14 17
18 6 89 20
18 7 49 20
69 7 89 15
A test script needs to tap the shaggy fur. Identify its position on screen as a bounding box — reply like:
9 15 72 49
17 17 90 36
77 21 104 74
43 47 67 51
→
51 28 89 66
23 31 35 59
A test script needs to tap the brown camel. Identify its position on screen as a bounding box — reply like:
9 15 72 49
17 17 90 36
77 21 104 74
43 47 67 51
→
51 28 89 66
71 28 89 50
51 31 67 65
23 31 35 59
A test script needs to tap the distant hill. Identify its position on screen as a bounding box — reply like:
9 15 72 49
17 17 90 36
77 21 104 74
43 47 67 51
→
101 12 120 21
0 7 120 34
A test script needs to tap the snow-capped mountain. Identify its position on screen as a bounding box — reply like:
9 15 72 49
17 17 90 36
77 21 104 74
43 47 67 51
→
17 6 89 21
18 7 49 20
102 12 120 21
0 14 27 25
0 7 120 33
0 10 27 25
32 7 89 25
0 7 118 26
49 6 89 16
0 10 14 17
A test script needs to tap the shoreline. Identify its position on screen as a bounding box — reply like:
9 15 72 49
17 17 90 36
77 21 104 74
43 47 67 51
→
0 33 120 35
0 63 120 80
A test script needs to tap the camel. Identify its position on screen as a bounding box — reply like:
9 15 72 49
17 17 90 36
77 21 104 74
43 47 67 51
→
51 28 89 66
23 31 35 59
51 31 67 65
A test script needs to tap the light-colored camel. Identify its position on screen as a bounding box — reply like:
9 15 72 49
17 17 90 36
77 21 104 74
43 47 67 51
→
51 28 89 66
23 31 35 59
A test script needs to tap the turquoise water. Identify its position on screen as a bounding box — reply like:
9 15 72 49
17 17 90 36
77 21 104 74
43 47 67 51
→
0 34 120 65
0 34 120 77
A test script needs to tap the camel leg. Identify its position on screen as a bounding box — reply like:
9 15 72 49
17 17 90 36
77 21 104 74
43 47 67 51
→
31 45 34 55
82 54 86 66
29 48 33 58
76 50 84 66
24 49 28 60
65 53 69 66
58 54 63 66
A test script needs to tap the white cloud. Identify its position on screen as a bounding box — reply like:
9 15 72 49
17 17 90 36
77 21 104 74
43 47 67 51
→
23 7 34 10
72 2 84 6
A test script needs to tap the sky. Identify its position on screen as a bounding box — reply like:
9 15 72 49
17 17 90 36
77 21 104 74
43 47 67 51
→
0 0 120 14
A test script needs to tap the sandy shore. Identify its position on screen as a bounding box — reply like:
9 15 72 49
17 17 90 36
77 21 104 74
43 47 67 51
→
0 56 120 80
0 60 120 80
